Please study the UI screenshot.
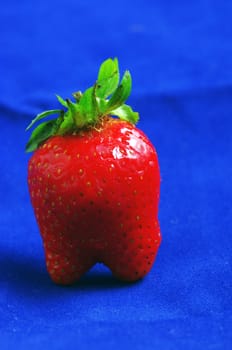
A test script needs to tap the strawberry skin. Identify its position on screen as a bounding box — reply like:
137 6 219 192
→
28 117 161 284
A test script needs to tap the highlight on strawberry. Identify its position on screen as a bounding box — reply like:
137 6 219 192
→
26 58 161 284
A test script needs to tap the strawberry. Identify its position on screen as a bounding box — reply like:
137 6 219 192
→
26 58 161 284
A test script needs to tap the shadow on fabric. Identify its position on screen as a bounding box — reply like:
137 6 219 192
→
0 245 139 299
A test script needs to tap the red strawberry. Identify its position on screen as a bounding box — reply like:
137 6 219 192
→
26 58 161 284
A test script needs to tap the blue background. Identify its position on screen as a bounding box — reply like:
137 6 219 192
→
0 0 231 348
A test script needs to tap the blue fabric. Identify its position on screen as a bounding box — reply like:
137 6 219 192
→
1 0 231 348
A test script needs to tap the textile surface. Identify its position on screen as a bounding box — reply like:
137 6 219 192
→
0 1 231 349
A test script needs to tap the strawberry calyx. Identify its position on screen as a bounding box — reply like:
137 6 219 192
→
25 58 139 152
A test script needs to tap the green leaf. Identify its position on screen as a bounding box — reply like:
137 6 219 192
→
111 104 139 124
106 70 132 111
96 97 108 115
56 110 74 135
79 87 98 124
26 109 61 131
95 58 119 98
25 118 62 152
25 58 138 153
56 95 68 108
